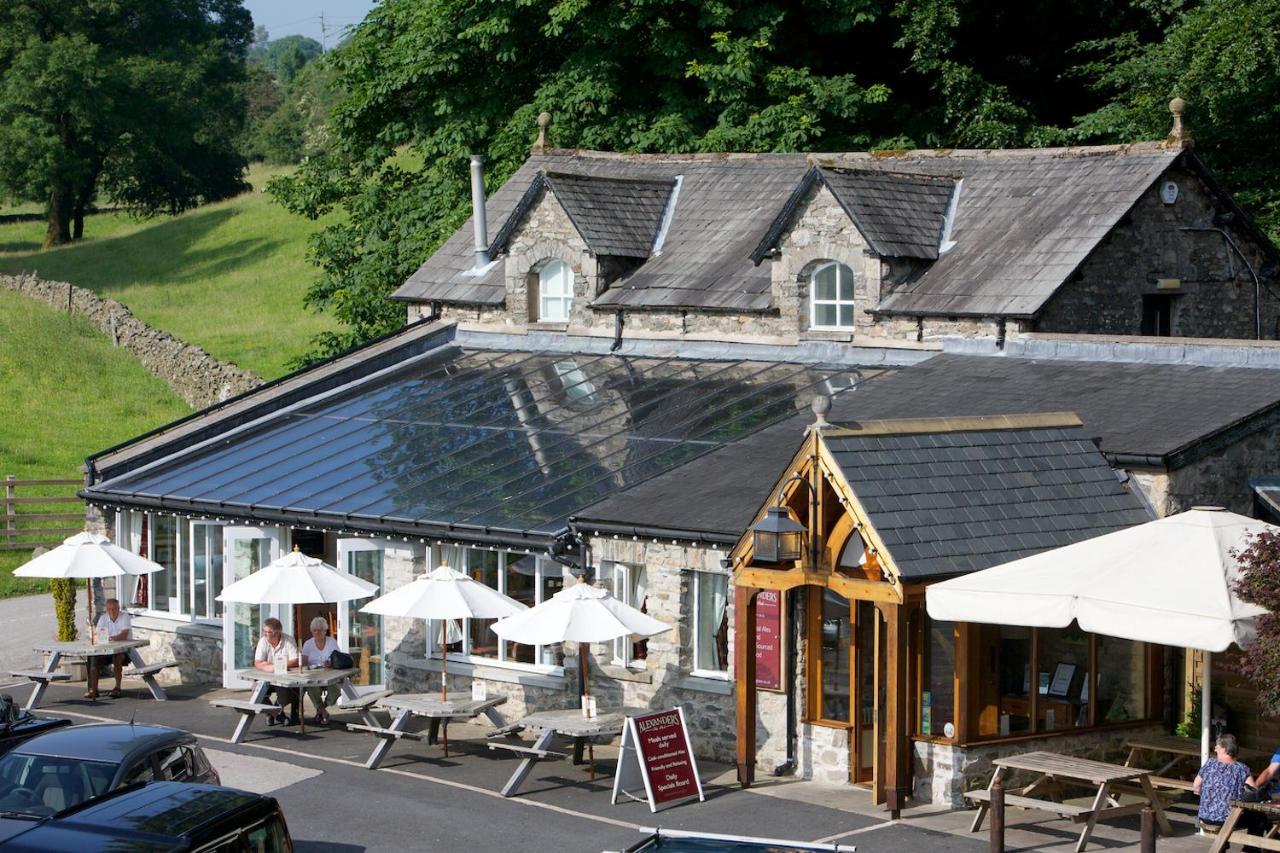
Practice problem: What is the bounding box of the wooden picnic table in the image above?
[1125,735,1273,792]
[967,750,1172,852]
[351,692,511,769]
[18,639,172,710]
[493,706,645,798]
[1209,800,1280,852]
[213,668,376,743]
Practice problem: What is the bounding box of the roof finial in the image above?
[806,394,832,434]
[534,112,552,152]
[1166,97,1192,148]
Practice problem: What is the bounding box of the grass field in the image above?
[0,164,337,380]
[0,290,192,596]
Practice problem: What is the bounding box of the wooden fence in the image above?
[2,475,84,551]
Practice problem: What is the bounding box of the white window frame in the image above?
[120,511,192,621]
[606,562,648,670]
[188,520,225,624]
[690,569,731,680]
[537,260,574,322]
[809,260,856,331]
[424,547,569,675]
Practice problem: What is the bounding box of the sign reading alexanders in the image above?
[611,707,705,812]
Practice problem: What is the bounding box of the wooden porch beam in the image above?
[735,585,759,788]
[880,600,911,819]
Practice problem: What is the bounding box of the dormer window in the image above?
[810,261,855,330]
[538,260,574,322]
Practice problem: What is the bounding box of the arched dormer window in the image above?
[810,261,855,330]
[537,260,574,322]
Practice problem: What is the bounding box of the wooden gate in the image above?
[2,476,83,550]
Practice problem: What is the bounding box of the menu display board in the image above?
[754,589,786,692]
[611,707,705,812]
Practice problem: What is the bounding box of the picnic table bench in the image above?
[1125,734,1272,793]
[967,751,1172,852]
[1209,800,1280,852]
[350,692,510,769]
[20,640,172,709]
[214,668,376,743]
[491,707,644,798]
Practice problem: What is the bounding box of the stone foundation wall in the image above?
[129,619,223,685]
[1,273,260,408]
[913,724,1166,807]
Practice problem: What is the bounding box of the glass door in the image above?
[337,538,384,691]
[854,601,878,784]
[222,526,283,688]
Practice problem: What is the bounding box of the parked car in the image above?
[0,694,70,756]
[0,723,218,822]
[0,781,292,852]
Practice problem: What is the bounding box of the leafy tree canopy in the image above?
[250,33,324,87]
[1234,530,1280,716]
[270,0,1280,363]
[0,0,253,247]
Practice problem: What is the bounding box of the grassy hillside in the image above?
[0,290,192,596]
[0,164,338,380]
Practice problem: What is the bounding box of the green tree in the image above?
[1071,0,1280,238]
[0,0,253,247]
[256,35,324,86]
[50,578,78,643]
[1234,530,1280,716]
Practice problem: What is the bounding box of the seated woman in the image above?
[301,616,341,725]
[1195,734,1252,831]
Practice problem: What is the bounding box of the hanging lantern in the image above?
[751,506,805,564]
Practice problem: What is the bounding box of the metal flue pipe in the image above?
[470,155,489,267]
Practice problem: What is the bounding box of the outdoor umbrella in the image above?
[491,576,671,697]
[216,547,380,673]
[926,507,1273,761]
[14,531,165,639]
[360,565,526,700]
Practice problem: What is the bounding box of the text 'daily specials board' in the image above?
[755,589,785,691]
[611,707,704,812]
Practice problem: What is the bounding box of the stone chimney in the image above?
[1165,97,1193,148]
[533,112,552,152]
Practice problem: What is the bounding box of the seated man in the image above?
[86,598,131,700]
[253,617,300,726]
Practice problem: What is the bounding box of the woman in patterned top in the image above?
[1195,734,1252,829]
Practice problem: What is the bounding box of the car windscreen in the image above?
[0,753,117,817]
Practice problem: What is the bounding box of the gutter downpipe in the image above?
[611,309,625,352]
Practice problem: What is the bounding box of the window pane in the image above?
[921,617,955,737]
[838,305,854,328]
[468,550,500,659]
[814,303,837,328]
[991,625,1032,736]
[504,553,535,663]
[695,573,729,672]
[837,265,854,300]
[820,590,851,722]
[1097,636,1146,722]
[192,526,208,619]
[538,559,567,666]
[348,550,384,685]
[1038,624,1090,731]
[151,515,178,613]
[813,264,838,300]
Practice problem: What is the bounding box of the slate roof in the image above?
[753,167,957,261]
[574,352,1280,539]
[489,172,676,259]
[834,354,1280,464]
[822,417,1154,579]
[395,143,1189,317]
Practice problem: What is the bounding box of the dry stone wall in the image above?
[1,273,260,408]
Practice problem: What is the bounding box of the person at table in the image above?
[253,617,300,726]
[301,616,340,725]
[1195,734,1252,832]
[86,598,132,700]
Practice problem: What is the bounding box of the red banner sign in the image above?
[623,708,704,810]
[755,589,785,691]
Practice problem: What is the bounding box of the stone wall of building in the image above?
[913,723,1166,807]
[1035,164,1279,340]
[1,273,260,408]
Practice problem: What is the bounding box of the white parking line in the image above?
[0,681,29,691]
[811,820,899,843]
[51,708,647,833]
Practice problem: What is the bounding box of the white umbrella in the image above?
[926,507,1272,761]
[360,565,527,700]
[216,547,379,606]
[14,531,164,641]
[216,547,379,674]
[491,577,670,695]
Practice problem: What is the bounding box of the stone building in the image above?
[80,107,1280,812]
